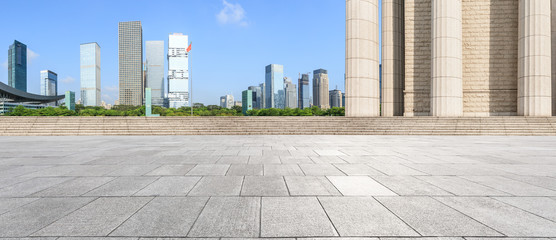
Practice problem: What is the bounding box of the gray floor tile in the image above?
[261,197,337,237]
[227,164,264,176]
[334,164,384,176]
[327,176,397,196]
[188,176,243,196]
[188,197,260,237]
[146,165,195,176]
[494,197,556,222]
[217,156,250,164]
[264,164,305,176]
[0,177,71,197]
[435,197,556,237]
[134,176,201,196]
[311,156,347,164]
[461,176,556,196]
[368,163,427,175]
[111,197,208,237]
[0,197,38,215]
[417,176,509,196]
[248,156,281,164]
[84,177,157,196]
[0,197,94,237]
[318,197,417,237]
[33,197,152,237]
[284,176,341,196]
[106,165,160,176]
[503,175,556,191]
[376,196,502,236]
[241,176,289,196]
[372,176,452,196]
[32,177,114,197]
[299,164,346,176]
[279,156,314,164]
[186,164,230,176]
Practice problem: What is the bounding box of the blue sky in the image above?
[1,0,379,105]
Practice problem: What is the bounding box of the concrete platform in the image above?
[0,135,555,239]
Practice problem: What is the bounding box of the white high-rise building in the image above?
[145,41,164,106]
[80,42,101,106]
[167,33,189,108]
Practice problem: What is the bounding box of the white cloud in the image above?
[27,49,39,65]
[217,0,248,27]
[60,76,75,84]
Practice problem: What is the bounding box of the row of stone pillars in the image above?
[345,0,553,117]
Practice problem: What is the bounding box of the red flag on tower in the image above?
[187,42,192,53]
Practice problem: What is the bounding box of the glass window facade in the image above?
[80,42,101,106]
[145,41,164,106]
[40,70,57,97]
[8,40,27,92]
[118,21,143,106]
[265,64,284,109]
[298,74,310,109]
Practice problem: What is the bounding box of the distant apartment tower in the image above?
[40,70,57,96]
[313,69,330,109]
[145,41,164,106]
[265,64,284,109]
[220,94,234,109]
[80,42,101,106]
[248,86,262,109]
[118,21,143,106]
[284,77,297,109]
[298,73,310,109]
[242,90,253,115]
[8,40,27,92]
[259,83,265,109]
[168,33,189,108]
[329,89,343,108]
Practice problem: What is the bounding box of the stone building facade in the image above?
[346,0,554,117]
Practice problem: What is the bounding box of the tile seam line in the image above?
[373,196,422,237]
[185,196,212,237]
[107,196,156,237]
[489,196,556,225]
[132,176,162,196]
[27,196,99,237]
[316,196,341,237]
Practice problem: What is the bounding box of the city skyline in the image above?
[0,0,349,105]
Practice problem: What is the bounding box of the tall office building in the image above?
[145,41,164,106]
[118,21,143,106]
[220,94,234,109]
[329,89,343,108]
[8,40,27,92]
[265,64,284,109]
[284,77,297,109]
[242,90,253,115]
[80,42,101,106]
[248,86,262,109]
[168,33,189,108]
[298,73,310,109]
[313,69,330,109]
[259,83,265,109]
[40,70,57,96]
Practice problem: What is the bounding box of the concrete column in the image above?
[430,0,463,117]
[381,0,404,116]
[346,0,380,117]
[518,0,552,116]
[552,0,556,116]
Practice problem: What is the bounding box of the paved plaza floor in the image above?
[0,135,555,239]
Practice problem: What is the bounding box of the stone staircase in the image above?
[0,116,555,136]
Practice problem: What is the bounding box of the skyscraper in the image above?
[265,64,284,109]
[298,73,310,109]
[168,33,189,108]
[313,69,330,109]
[242,90,253,115]
[248,86,262,109]
[145,41,164,106]
[8,40,27,92]
[329,89,343,108]
[284,77,297,109]
[259,83,265,109]
[118,21,143,106]
[40,70,57,96]
[65,91,75,111]
[220,95,234,109]
[80,42,101,106]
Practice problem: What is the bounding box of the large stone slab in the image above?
[264,164,305,176]
[333,163,384,176]
[134,176,201,196]
[33,197,152,237]
[299,164,346,176]
[188,176,243,196]
[188,197,260,237]
[318,197,418,237]
[494,197,556,222]
[284,176,341,196]
[261,197,337,237]
[226,164,264,176]
[186,164,230,176]
[327,176,397,196]
[461,176,556,196]
[0,197,37,215]
[376,196,502,236]
[146,165,195,176]
[241,176,289,196]
[32,177,114,197]
[372,176,452,196]
[0,177,71,197]
[110,197,208,237]
[417,176,509,196]
[84,177,157,196]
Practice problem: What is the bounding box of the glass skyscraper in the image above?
[80,42,101,106]
[8,40,27,92]
[313,69,330,109]
[298,73,310,109]
[145,41,164,106]
[168,33,189,108]
[119,21,143,106]
[284,77,297,109]
[265,64,284,109]
[242,90,253,115]
[40,70,57,96]
[248,86,262,109]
